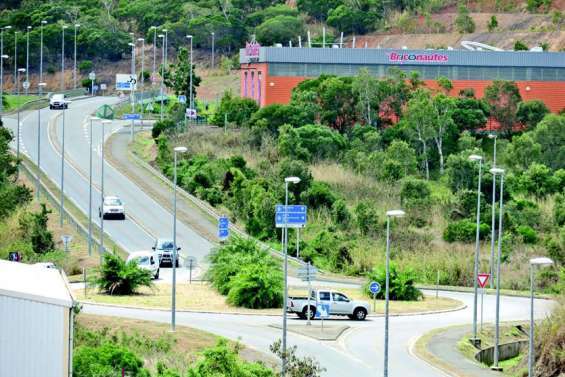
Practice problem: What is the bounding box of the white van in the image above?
[126,251,159,279]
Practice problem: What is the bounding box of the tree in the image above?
[504,133,542,171]
[455,4,476,33]
[364,262,423,301]
[212,91,259,128]
[487,15,498,32]
[432,94,456,174]
[327,2,381,34]
[270,340,325,377]
[514,40,529,51]
[452,97,489,130]
[277,159,313,199]
[29,204,55,254]
[95,253,153,295]
[531,114,565,170]
[296,0,343,21]
[255,16,305,46]
[352,68,379,126]
[384,140,418,178]
[516,100,549,130]
[163,47,201,100]
[0,127,31,219]
[405,89,435,179]
[484,80,522,136]
[437,76,453,94]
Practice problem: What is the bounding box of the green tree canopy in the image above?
[255,15,305,46]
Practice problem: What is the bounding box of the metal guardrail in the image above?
[128,150,306,266]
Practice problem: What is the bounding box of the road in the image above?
[3,97,212,282]
[83,289,554,377]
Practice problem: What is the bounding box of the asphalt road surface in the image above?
[4,97,211,282]
[83,289,554,377]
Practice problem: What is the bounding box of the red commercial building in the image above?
[239,44,565,113]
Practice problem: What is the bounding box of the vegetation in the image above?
[94,253,153,295]
[207,237,283,309]
[364,262,423,301]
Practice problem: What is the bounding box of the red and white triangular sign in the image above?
[478,273,490,288]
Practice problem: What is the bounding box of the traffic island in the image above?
[268,323,350,341]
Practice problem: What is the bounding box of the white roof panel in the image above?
[0,260,74,308]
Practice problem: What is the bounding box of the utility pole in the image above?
[159,33,165,121]
[39,21,46,95]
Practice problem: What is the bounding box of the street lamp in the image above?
[186,35,193,110]
[13,31,18,94]
[211,31,215,69]
[99,119,112,255]
[25,26,31,95]
[40,21,46,95]
[490,167,505,371]
[73,24,80,89]
[528,257,553,377]
[488,133,498,289]
[137,38,145,114]
[281,176,301,377]
[88,116,100,257]
[35,82,47,199]
[384,209,405,377]
[158,33,165,121]
[59,99,71,227]
[61,25,68,91]
[468,154,483,345]
[0,26,11,112]
[150,26,157,84]
[17,68,25,96]
[171,146,188,332]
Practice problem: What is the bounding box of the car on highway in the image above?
[152,238,181,267]
[126,251,159,279]
[99,196,125,220]
[49,93,68,110]
[287,290,370,321]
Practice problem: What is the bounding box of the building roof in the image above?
[0,260,74,308]
[240,47,565,68]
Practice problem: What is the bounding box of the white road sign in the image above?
[116,74,137,91]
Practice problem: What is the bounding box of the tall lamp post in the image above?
[1,25,11,113]
[137,38,144,112]
[59,99,71,226]
[13,31,18,94]
[128,42,136,140]
[171,146,188,332]
[88,116,100,257]
[469,154,483,345]
[25,26,31,95]
[211,31,215,69]
[488,133,498,289]
[281,176,301,377]
[150,26,157,84]
[35,82,47,199]
[384,209,405,377]
[17,68,25,95]
[39,20,46,95]
[490,167,505,371]
[99,119,111,254]
[73,24,80,89]
[528,257,553,377]
[186,35,193,110]
[158,33,165,121]
[61,25,68,91]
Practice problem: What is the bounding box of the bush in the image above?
[517,225,538,244]
[443,219,490,243]
[517,100,549,130]
[513,40,529,51]
[73,342,150,377]
[555,193,565,226]
[455,4,476,33]
[227,263,283,309]
[95,253,153,295]
[331,199,351,227]
[152,119,176,139]
[20,203,55,254]
[255,15,305,46]
[78,60,93,73]
[212,91,259,128]
[277,159,313,199]
[505,199,541,230]
[400,178,431,207]
[300,182,337,209]
[278,124,347,161]
[364,262,423,301]
[355,201,380,236]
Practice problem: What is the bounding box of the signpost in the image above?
[185,256,197,284]
[61,235,72,253]
[116,74,137,91]
[478,273,490,332]
[123,113,142,140]
[89,71,96,96]
[186,108,197,119]
[315,302,331,331]
[178,95,187,104]
[218,216,229,242]
[298,263,317,326]
[96,104,114,120]
[369,281,381,313]
[275,205,307,228]
[22,81,30,90]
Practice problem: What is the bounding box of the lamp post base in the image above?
[469,338,482,348]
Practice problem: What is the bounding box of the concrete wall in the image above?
[475,340,528,366]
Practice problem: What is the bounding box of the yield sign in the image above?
[477,273,490,288]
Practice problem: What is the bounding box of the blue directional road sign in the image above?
[178,95,187,104]
[218,216,229,240]
[369,281,381,295]
[275,205,307,228]
[315,303,331,319]
[123,113,142,120]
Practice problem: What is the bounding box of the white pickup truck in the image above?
[287,290,370,321]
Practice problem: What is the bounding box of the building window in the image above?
[244,71,248,97]
[257,72,262,104]
[251,71,255,99]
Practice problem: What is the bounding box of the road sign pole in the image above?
[60,106,66,227]
[296,228,300,259]
[282,181,289,377]
[307,262,312,326]
[88,118,94,257]
[373,292,376,313]
[384,216,391,377]
[480,287,484,332]
[100,121,105,254]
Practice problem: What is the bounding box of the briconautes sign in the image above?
[388,52,449,63]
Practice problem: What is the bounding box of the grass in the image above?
[131,130,156,162]
[75,313,275,374]
[75,282,462,315]
[3,95,42,112]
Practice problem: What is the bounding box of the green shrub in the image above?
[455,4,476,33]
[555,193,565,226]
[255,15,305,46]
[364,262,423,301]
[331,199,351,227]
[517,225,538,243]
[513,40,529,51]
[73,342,150,377]
[355,201,380,236]
[227,263,283,309]
[19,203,55,254]
[212,91,259,128]
[95,253,153,295]
[505,199,541,230]
[443,219,490,243]
[78,60,93,73]
[278,124,347,161]
[301,182,337,209]
[277,159,313,199]
[152,119,176,139]
[400,178,431,207]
